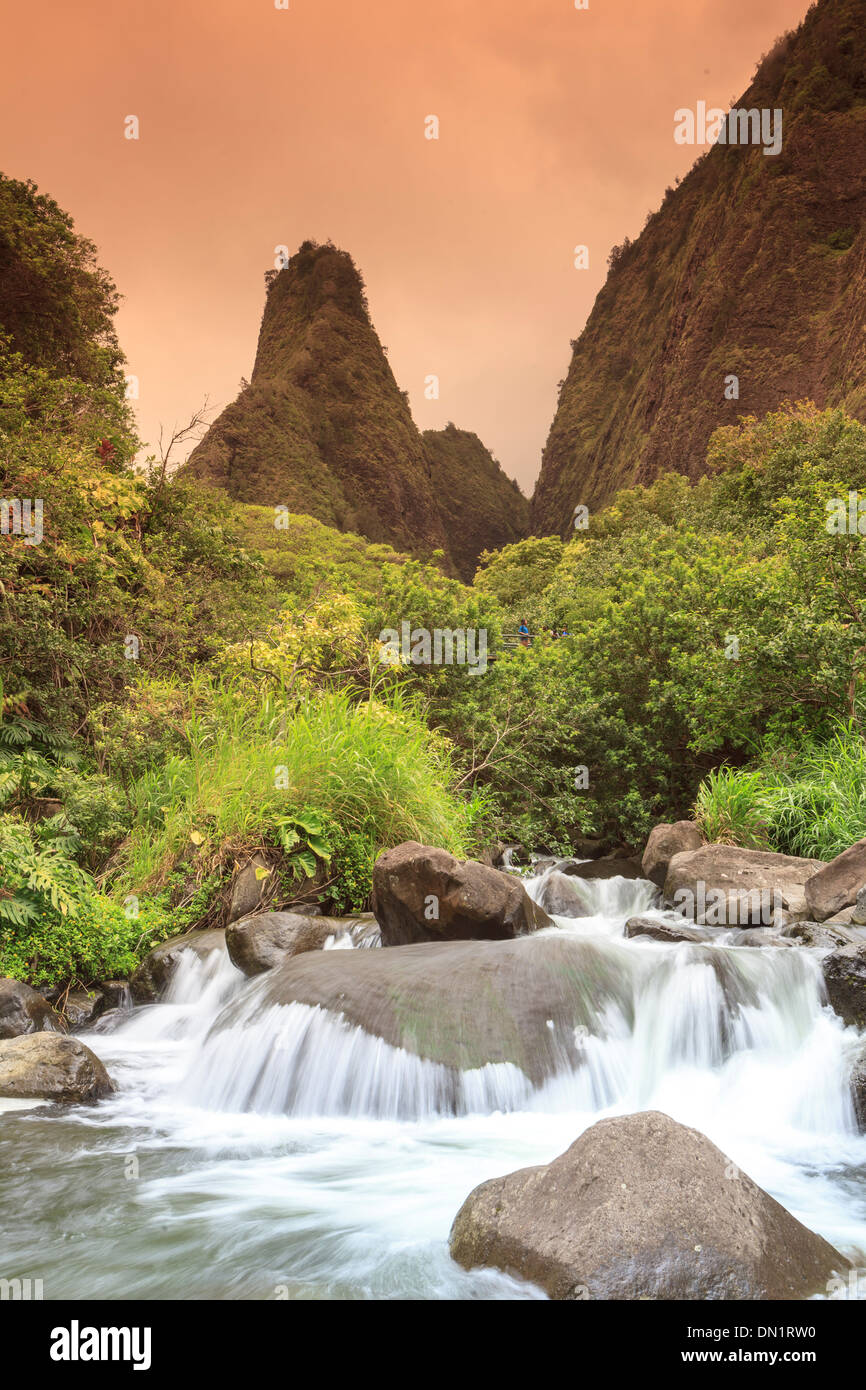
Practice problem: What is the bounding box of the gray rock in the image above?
[226,911,357,977]
[641,822,703,889]
[854,886,866,927]
[822,945,866,1028]
[449,1110,849,1300]
[257,935,631,1082]
[534,871,593,918]
[780,921,861,950]
[99,980,132,1011]
[0,977,64,1039]
[372,842,551,947]
[805,839,866,922]
[0,1033,113,1103]
[130,928,228,1002]
[664,845,824,925]
[60,990,105,1030]
[624,916,714,945]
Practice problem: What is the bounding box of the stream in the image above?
[3,865,866,1300]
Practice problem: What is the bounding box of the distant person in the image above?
[518,619,530,648]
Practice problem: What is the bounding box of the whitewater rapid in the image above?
[3,866,866,1299]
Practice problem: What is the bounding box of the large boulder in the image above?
[226,911,359,976]
[130,928,228,1002]
[641,822,703,888]
[227,852,277,924]
[449,1110,849,1299]
[822,944,866,1028]
[256,935,630,1081]
[371,842,551,947]
[780,921,862,950]
[0,977,64,1039]
[805,838,866,922]
[0,1034,113,1103]
[664,845,824,925]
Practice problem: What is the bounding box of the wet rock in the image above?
[624,916,714,945]
[60,990,105,1030]
[449,1110,849,1300]
[130,928,228,1002]
[664,845,824,925]
[850,1056,866,1131]
[0,1033,113,1104]
[534,871,593,919]
[371,842,551,947]
[780,921,861,950]
[641,822,703,889]
[561,856,643,881]
[822,945,866,1028]
[0,978,64,1039]
[259,935,628,1082]
[226,911,358,976]
[805,839,866,922]
[99,980,132,1011]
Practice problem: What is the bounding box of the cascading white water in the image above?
[4,863,866,1299]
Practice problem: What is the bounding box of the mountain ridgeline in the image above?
[531,0,866,534]
[184,243,527,579]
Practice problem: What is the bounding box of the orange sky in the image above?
[4,0,808,492]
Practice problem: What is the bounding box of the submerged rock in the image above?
[449,1110,849,1300]
[0,1033,113,1103]
[664,845,824,925]
[641,822,703,888]
[258,935,629,1081]
[0,978,64,1039]
[805,839,866,922]
[372,842,551,947]
[130,928,228,1002]
[226,911,360,976]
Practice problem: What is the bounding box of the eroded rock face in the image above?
[258,935,629,1082]
[805,839,866,922]
[449,1110,849,1300]
[226,912,358,977]
[822,945,866,1028]
[664,845,824,925]
[0,1033,113,1103]
[0,978,64,1039]
[641,822,703,889]
[371,842,551,947]
[130,928,228,1002]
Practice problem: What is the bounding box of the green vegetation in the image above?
[3,171,866,995]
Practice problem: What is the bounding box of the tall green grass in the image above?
[694,722,866,862]
[113,683,483,892]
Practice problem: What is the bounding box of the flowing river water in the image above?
[3,865,866,1300]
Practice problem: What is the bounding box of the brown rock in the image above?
[664,845,824,925]
[371,842,551,947]
[0,1033,113,1103]
[0,977,64,1039]
[624,916,714,945]
[641,822,703,888]
[534,871,593,918]
[449,1111,849,1300]
[805,839,866,922]
[562,856,642,881]
[226,911,358,976]
[227,852,277,924]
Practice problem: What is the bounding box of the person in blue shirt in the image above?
[518,619,530,648]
